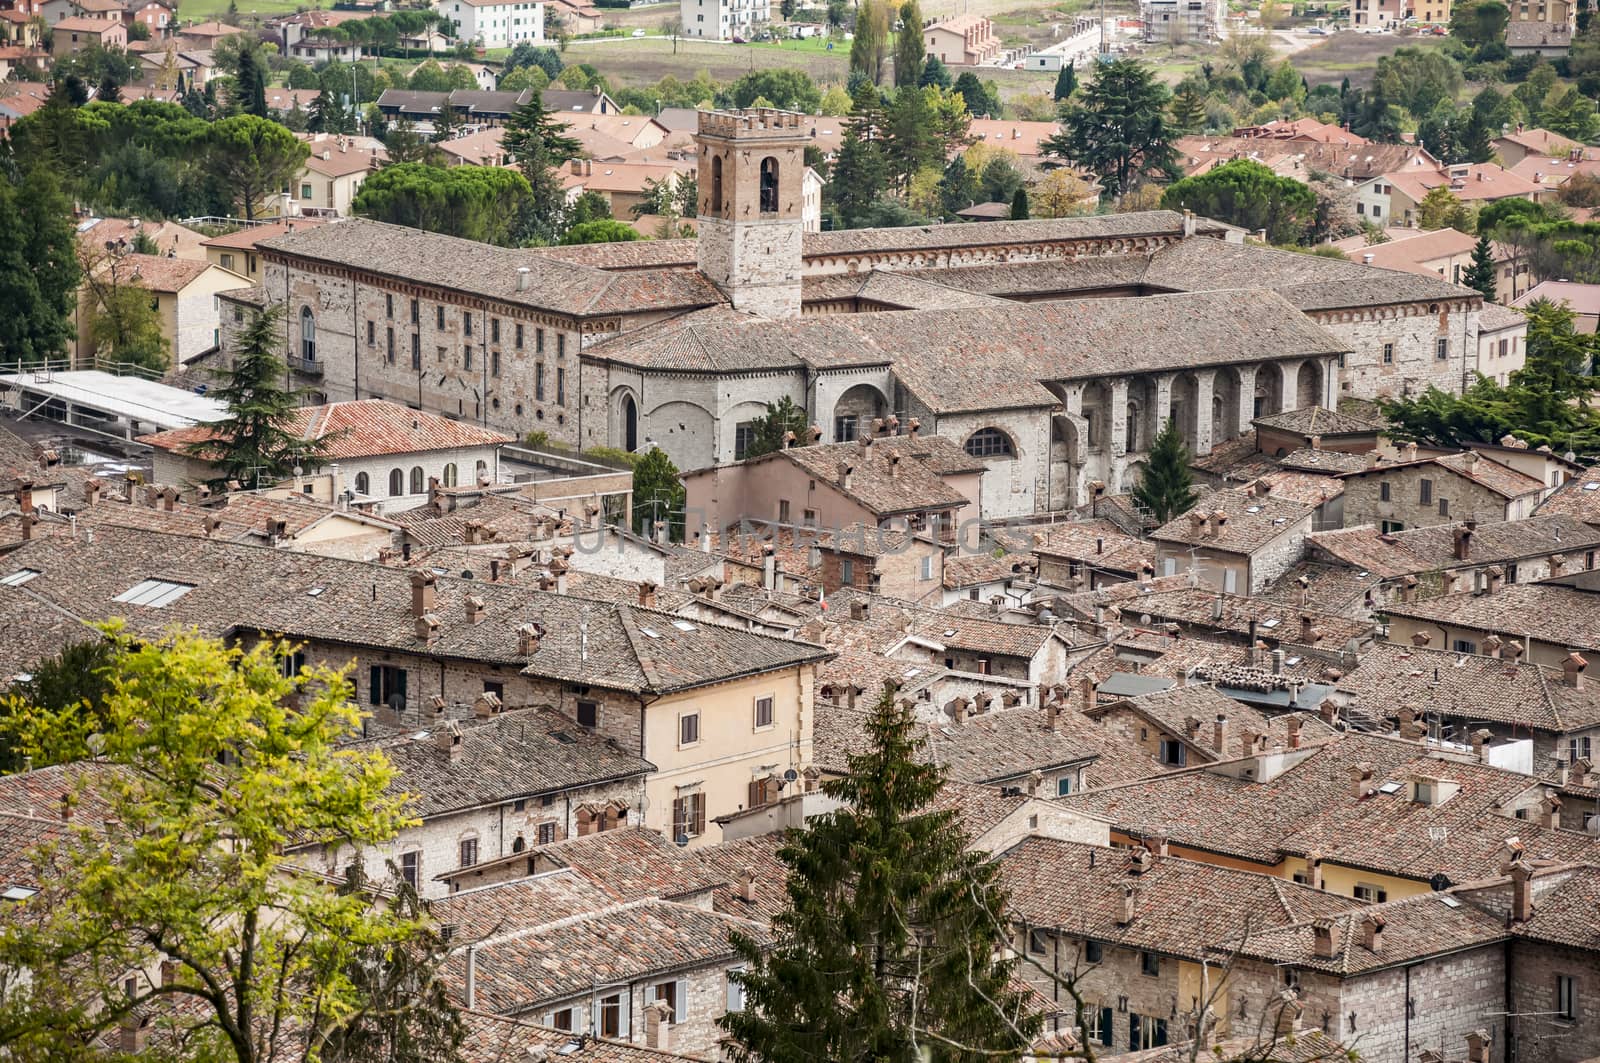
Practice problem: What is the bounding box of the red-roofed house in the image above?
[1338,226,1531,303]
[50,14,126,55]
[202,218,329,281]
[1357,163,1544,227]
[139,399,514,505]
[923,14,1001,66]
[75,253,240,366]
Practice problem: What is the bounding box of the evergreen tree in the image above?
[501,92,583,243]
[192,305,327,489]
[1462,233,1499,302]
[850,0,889,85]
[741,396,810,461]
[918,54,951,88]
[893,0,924,87]
[1169,81,1206,132]
[1045,58,1177,199]
[828,116,888,228]
[1010,186,1028,219]
[96,74,121,103]
[937,154,979,216]
[631,446,686,541]
[1133,418,1198,524]
[233,40,269,118]
[0,638,121,773]
[720,686,1040,1063]
[0,167,80,365]
[1052,62,1076,101]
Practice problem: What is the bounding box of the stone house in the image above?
[1033,519,1156,591]
[137,399,513,508]
[1500,867,1600,1063]
[1356,165,1543,231]
[201,218,330,284]
[1151,486,1317,596]
[814,524,944,601]
[49,13,124,54]
[308,704,652,899]
[293,138,386,217]
[1253,405,1383,459]
[1342,450,1547,532]
[74,253,237,369]
[998,836,1363,1053]
[1382,581,1600,668]
[1478,303,1530,384]
[681,432,984,546]
[1082,684,1332,770]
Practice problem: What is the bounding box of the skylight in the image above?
[672,620,696,632]
[1,886,37,902]
[1377,781,1404,795]
[639,627,661,639]
[112,578,194,608]
[307,587,326,597]
[1438,895,1462,908]
[0,569,39,587]
[1260,618,1280,629]
[1585,482,1600,491]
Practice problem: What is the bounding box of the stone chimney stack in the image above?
[1564,652,1587,689]
[1550,552,1568,577]
[464,594,485,625]
[517,622,543,656]
[1287,716,1303,750]
[1213,714,1229,755]
[1541,792,1562,829]
[1361,913,1385,953]
[438,720,463,761]
[1117,883,1137,924]
[639,580,660,609]
[1306,851,1323,890]
[1466,1031,1491,1063]
[411,570,436,619]
[1510,859,1534,922]
[1350,761,1374,799]
[1311,918,1341,959]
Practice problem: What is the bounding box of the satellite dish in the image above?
[783,768,798,782]
[674,833,690,847]
[461,569,474,579]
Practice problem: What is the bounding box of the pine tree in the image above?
[1462,232,1499,302]
[193,305,327,489]
[740,396,810,461]
[1010,185,1029,219]
[1046,58,1178,199]
[501,92,583,242]
[97,74,121,103]
[720,686,1040,1063]
[1169,82,1206,132]
[1133,418,1198,524]
[1052,62,1076,102]
[828,115,887,228]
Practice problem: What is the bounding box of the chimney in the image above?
[1485,564,1504,595]
[907,417,920,440]
[1299,614,1318,645]
[411,570,437,618]
[438,720,464,761]
[1572,757,1591,786]
[948,697,970,725]
[1403,442,1419,462]
[762,545,777,591]
[849,599,869,621]
[1505,639,1525,664]
[18,512,36,541]
[474,691,502,718]
[1211,510,1228,537]
[838,461,854,491]
[517,622,543,655]
[1510,859,1534,922]
[1564,652,1587,689]
[1467,1031,1491,1063]
[1540,792,1562,829]
[1143,833,1169,860]
[1184,715,1202,742]
[1350,761,1374,799]
[1272,648,1286,674]
[736,866,757,903]
[1046,698,1062,731]
[464,594,485,625]
[1319,698,1338,725]
[84,478,102,506]
[1311,918,1341,960]
[1361,913,1386,953]
[1213,714,1229,754]
[1473,728,1494,763]
[1117,883,1137,924]
[888,452,902,478]
[1398,705,1423,741]
[161,486,178,512]
[464,944,478,1009]
[1189,510,1209,538]
[1363,253,1375,264]
[1453,525,1472,560]
[643,1001,672,1051]
[1306,851,1323,890]
[1287,717,1303,750]
[415,613,440,643]
[1483,634,1503,659]
[1410,631,1431,648]
[119,1015,150,1055]
[1247,619,1259,665]
[638,580,659,609]
[1078,673,1095,709]
[1550,552,1567,577]
[58,792,72,821]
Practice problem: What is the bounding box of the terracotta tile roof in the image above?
[530,826,726,902]
[116,253,214,293]
[259,218,722,320]
[684,832,790,923]
[1480,302,1529,331]
[1086,684,1336,762]
[1535,462,1600,523]
[1276,447,1371,475]
[942,549,1031,590]
[1064,732,1600,880]
[1150,487,1316,554]
[1382,584,1600,655]
[1496,127,1584,155]
[1513,867,1600,951]
[78,217,210,260]
[1228,890,1508,974]
[451,899,769,1013]
[964,118,1063,157]
[998,837,1363,960]
[202,218,330,251]
[0,585,100,691]
[781,436,975,516]
[1340,450,1544,500]
[139,399,512,461]
[1506,20,1572,46]
[52,15,122,31]
[1254,405,1383,437]
[432,867,619,940]
[1513,278,1600,316]
[1337,641,1600,733]
[0,526,830,695]
[460,1011,700,1062]
[1190,434,1278,481]
[1308,516,1600,580]
[1031,519,1155,577]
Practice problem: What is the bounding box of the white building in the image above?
[1141,0,1217,42]
[435,0,544,49]
[681,0,769,40]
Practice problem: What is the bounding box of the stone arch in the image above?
[409,466,424,494]
[354,471,370,495]
[1253,362,1283,420]
[299,306,316,363]
[759,156,780,214]
[388,468,403,497]
[647,399,716,472]
[1082,381,1111,454]
[1172,372,1200,453]
[831,382,889,442]
[1212,367,1242,444]
[963,425,1017,459]
[1295,361,1322,409]
[1125,377,1156,454]
[610,386,641,453]
[1050,414,1083,506]
[710,155,724,214]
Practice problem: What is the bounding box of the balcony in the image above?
[288,356,323,377]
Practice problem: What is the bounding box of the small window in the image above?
[443,463,458,488]
[536,327,545,354]
[463,347,472,371]
[680,712,700,746]
[410,467,424,494]
[458,837,478,867]
[1439,498,1449,516]
[366,320,375,346]
[354,472,370,495]
[1028,928,1048,955]
[410,298,420,324]
[436,305,446,329]
[841,558,855,583]
[556,367,566,405]
[1085,939,1102,963]
[1140,952,1160,977]
[1057,776,1073,797]
[1436,337,1449,360]
[577,699,598,729]
[1382,342,1394,365]
[965,427,1014,458]
[735,422,757,461]
[411,333,421,369]
[492,350,500,377]
[515,323,524,348]
[1419,478,1433,505]
[389,469,404,497]
[535,363,545,400]
[672,791,706,840]
[113,578,195,607]
[400,850,420,889]
[385,292,394,318]
[754,695,774,729]
[1158,738,1187,767]
[1353,883,1388,903]
[1380,481,1392,502]
[490,318,500,344]
[777,499,790,524]
[1558,975,1577,1022]
[538,821,558,845]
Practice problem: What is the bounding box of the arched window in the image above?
[474,459,488,483]
[409,466,424,494]
[442,462,458,487]
[511,834,526,853]
[388,468,403,497]
[759,156,779,214]
[299,306,316,363]
[964,427,1015,459]
[1126,401,1141,452]
[354,471,370,495]
[710,155,723,214]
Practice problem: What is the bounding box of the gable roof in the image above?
[138,399,512,460]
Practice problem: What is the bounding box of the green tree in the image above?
[1046,58,1177,200]
[726,68,822,111]
[980,155,1024,203]
[1373,46,1462,118]
[409,58,452,91]
[1133,418,1198,524]
[1538,85,1600,142]
[0,638,119,774]
[207,115,311,221]
[919,54,951,89]
[0,628,448,1063]
[937,153,979,216]
[1010,185,1029,219]
[1450,0,1509,46]
[1462,233,1499,302]
[1160,159,1318,246]
[353,163,532,246]
[232,38,269,117]
[0,167,79,366]
[81,260,170,372]
[952,70,995,117]
[828,115,888,227]
[560,219,643,244]
[1052,62,1076,102]
[500,92,583,243]
[632,446,685,541]
[1169,80,1207,133]
[893,0,924,87]
[1416,184,1472,231]
[850,0,890,85]
[719,685,1040,1063]
[193,305,327,488]
[741,396,810,461]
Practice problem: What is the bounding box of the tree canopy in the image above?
[1161,159,1318,245]
[352,163,533,245]
[1046,58,1178,200]
[1133,418,1198,524]
[0,166,79,366]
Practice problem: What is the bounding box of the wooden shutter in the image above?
[692,793,706,835]
[748,780,762,809]
[368,665,381,705]
[672,797,687,839]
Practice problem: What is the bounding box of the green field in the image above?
[178,0,302,21]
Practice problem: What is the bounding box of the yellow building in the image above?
[75,253,242,370]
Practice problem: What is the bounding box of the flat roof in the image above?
[0,370,225,431]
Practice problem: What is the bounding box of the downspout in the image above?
[352,275,359,400]
[1404,963,1412,1063]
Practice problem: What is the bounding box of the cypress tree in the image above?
[1053,62,1076,101]
[720,686,1040,1063]
[1010,186,1029,219]
[893,0,924,87]
[1133,418,1198,524]
[1462,232,1499,303]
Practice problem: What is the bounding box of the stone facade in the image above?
[1343,463,1533,532]
[695,109,806,319]
[1314,300,1478,403]
[1511,941,1600,1063]
[535,960,741,1058]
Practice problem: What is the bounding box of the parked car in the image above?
[631,27,646,36]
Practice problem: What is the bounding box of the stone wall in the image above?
[1318,301,1477,403]
[1511,941,1600,1063]
[1343,465,1513,531]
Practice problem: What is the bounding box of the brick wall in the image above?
[1511,941,1600,1063]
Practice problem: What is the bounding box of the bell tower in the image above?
[694,108,806,320]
